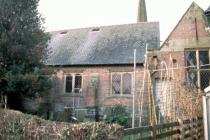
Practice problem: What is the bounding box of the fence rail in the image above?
[123,117,203,140]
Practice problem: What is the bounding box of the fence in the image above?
[0,95,7,109]
[123,117,203,140]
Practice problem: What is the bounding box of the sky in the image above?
[38,0,210,41]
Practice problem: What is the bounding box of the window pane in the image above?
[185,51,196,67]
[112,74,121,94]
[199,51,209,69]
[66,76,72,93]
[200,71,210,90]
[75,74,82,88]
[123,73,132,94]
[74,74,82,93]
[186,70,197,88]
[199,51,209,90]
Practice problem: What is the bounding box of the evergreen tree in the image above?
[0,0,51,110]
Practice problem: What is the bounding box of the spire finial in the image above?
[137,0,147,22]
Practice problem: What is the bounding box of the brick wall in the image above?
[148,50,186,89]
[170,19,208,39]
[156,2,210,84]
[161,2,210,52]
[49,66,145,112]
[146,3,208,120]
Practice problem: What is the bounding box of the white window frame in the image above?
[64,73,83,93]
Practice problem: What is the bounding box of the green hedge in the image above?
[0,109,123,140]
[103,105,131,128]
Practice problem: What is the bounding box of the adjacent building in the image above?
[150,2,210,121]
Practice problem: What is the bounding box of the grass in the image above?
[123,132,151,140]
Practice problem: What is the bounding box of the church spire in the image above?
[137,0,147,22]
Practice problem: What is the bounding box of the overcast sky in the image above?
[38,0,210,41]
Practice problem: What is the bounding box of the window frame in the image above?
[185,48,210,90]
[110,72,133,95]
[64,73,83,94]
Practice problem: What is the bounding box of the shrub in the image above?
[104,105,131,128]
[0,109,123,140]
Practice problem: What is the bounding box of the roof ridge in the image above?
[48,22,159,33]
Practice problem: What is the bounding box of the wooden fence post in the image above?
[152,125,157,139]
[178,119,184,139]
[194,117,199,140]
[4,95,7,109]
[197,117,203,139]
[190,118,194,139]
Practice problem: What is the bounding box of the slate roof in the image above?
[46,22,159,66]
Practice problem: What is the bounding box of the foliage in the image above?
[104,105,131,128]
[76,109,86,122]
[6,69,51,97]
[0,109,33,140]
[53,108,77,123]
[208,17,210,25]
[0,0,51,109]
[0,109,123,140]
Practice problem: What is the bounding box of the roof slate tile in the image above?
[46,22,160,66]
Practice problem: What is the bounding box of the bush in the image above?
[104,105,131,128]
[0,109,123,140]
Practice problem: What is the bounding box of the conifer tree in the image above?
[0,0,50,110]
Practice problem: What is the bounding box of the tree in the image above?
[0,0,51,111]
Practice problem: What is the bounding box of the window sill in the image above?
[106,94,133,99]
[63,93,83,97]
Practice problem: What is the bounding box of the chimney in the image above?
[137,0,147,22]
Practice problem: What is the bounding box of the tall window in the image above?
[185,49,210,90]
[154,79,175,117]
[111,72,132,95]
[65,74,82,93]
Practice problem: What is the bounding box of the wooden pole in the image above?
[196,50,201,92]
[132,49,136,128]
[4,95,7,109]
[138,45,147,127]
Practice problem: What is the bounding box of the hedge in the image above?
[0,109,123,140]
